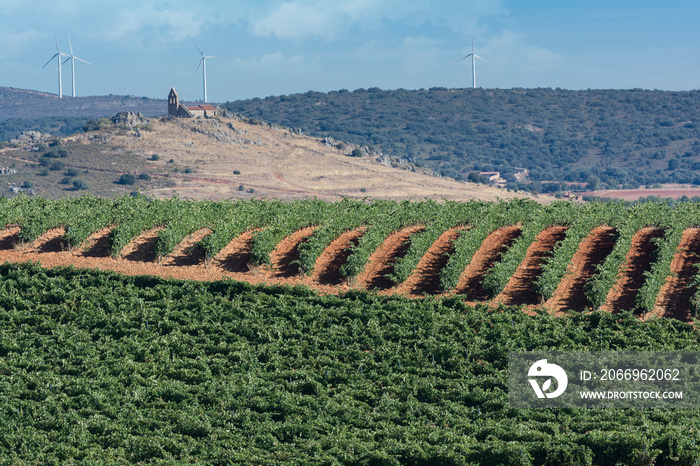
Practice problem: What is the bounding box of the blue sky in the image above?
[1,0,698,103]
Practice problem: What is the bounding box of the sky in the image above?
[0,0,698,103]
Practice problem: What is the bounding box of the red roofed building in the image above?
[168,88,217,118]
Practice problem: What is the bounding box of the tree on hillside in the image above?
[117,174,135,185]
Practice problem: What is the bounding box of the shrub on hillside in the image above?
[49,161,65,171]
[117,174,136,185]
[72,179,88,191]
[43,147,69,158]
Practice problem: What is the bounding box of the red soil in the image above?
[602,227,664,313]
[546,226,618,314]
[34,228,69,253]
[269,226,319,277]
[0,223,694,322]
[454,226,522,300]
[311,227,366,285]
[76,227,113,257]
[210,230,258,273]
[0,226,20,250]
[160,228,212,267]
[493,226,568,306]
[397,226,469,297]
[121,227,164,262]
[354,225,425,291]
[652,228,700,321]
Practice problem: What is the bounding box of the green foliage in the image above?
[533,202,626,300]
[117,174,135,185]
[71,179,88,191]
[0,262,698,463]
[225,88,700,189]
[0,116,90,142]
[83,117,112,132]
[586,202,673,310]
[636,202,700,313]
[6,196,700,312]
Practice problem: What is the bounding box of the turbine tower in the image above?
[62,35,90,98]
[457,35,488,88]
[193,40,223,103]
[42,34,68,98]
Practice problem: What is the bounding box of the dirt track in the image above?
[1,224,698,321]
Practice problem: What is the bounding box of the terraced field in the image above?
[3,196,700,321]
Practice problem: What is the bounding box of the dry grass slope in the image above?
[62,116,540,202]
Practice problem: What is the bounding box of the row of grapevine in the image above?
[584,202,674,310]
[479,201,579,298]
[439,199,539,292]
[5,195,700,314]
[635,202,700,313]
[532,202,627,300]
[387,200,486,285]
[338,200,441,280]
[296,198,383,274]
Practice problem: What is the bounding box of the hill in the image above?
[0,86,166,120]
[0,112,530,202]
[225,87,700,192]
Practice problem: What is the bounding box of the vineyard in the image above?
[3,196,700,463]
[3,196,700,320]
[0,262,699,463]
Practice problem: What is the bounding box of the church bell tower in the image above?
[168,88,179,116]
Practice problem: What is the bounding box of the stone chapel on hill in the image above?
[168,88,216,118]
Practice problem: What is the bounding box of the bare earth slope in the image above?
[62,116,537,202]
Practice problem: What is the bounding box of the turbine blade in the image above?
[62,56,71,65]
[474,54,489,65]
[42,53,59,69]
[75,57,90,64]
[194,57,204,77]
[68,35,73,55]
[193,39,204,56]
[205,55,225,59]
[454,53,473,63]
[472,34,475,52]
[54,33,60,51]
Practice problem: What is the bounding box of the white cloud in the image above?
[233,51,321,72]
[486,30,562,65]
[250,0,440,40]
[105,5,205,43]
[252,3,343,40]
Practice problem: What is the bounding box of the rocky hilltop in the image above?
[0,112,537,202]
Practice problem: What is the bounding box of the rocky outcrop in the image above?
[112,111,148,128]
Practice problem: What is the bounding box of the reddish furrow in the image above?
[493,226,568,306]
[454,226,522,300]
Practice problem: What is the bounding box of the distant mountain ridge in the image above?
[0,87,167,120]
[5,86,700,192]
[225,87,700,191]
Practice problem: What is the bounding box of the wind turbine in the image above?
[193,40,223,103]
[62,35,90,98]
[42,34,68,98]
[456,35,488,89]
